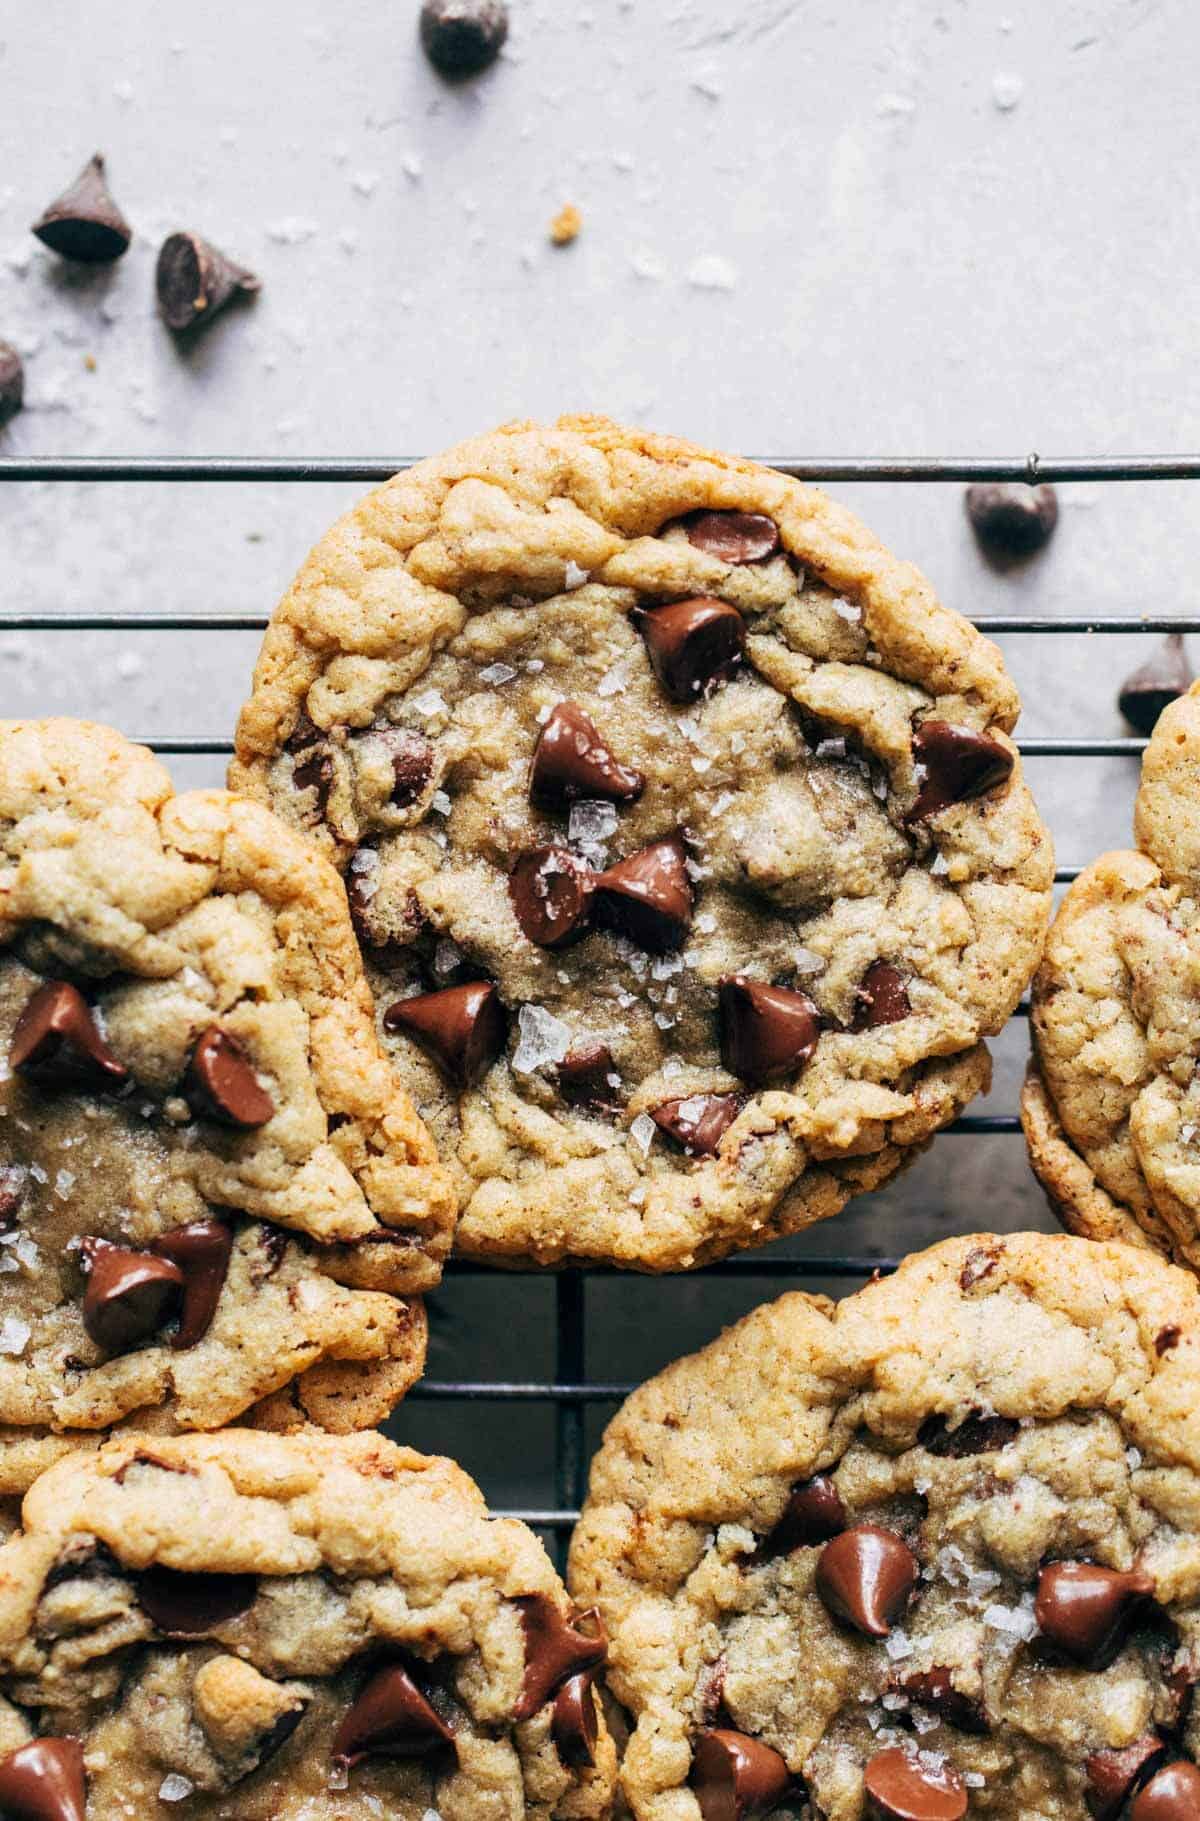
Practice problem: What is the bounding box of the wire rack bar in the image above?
[122,735,1149,758]
[4,611,1199,635]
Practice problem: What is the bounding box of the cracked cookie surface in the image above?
[569,1232,1200,1821]
[232,417,1052,1270]
[0,1428,615,1819]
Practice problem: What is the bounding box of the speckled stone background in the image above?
[0,0,1192,1532]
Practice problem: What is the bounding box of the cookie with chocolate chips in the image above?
[0,719,454,1478]
[0,1429,615,1819]
[232,416,1053,1270]
[570,1232,1200,1820]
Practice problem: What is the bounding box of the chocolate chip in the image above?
[679,510,781,566]
[150,1220,233,1350]
[852,961,911,1031]
[374,727,435,807]
[384,981,506,1087]
[894,1668,987,1735]
[81,1242,184,1354]
[1120,635,1194,736]
[1034,1561,1156,1667]
[185,1028,275,1128]
[137,1566,258,1635]
[419,0,509,77]
[513,1593,607,1720]
[908,720,1014,822]
[593,835,693,952]
[1130,1762,1200,1821]
[32,154,131,263]
[0,341,24,426]
[332,1662,455,1765]
[757,1474,846,1558]
[965,482,1058,560]
[0,1737,87,1821]
[529,700,644,808]
[689,1728,792,1821]
[552,1673,599,1770]
[509,846,596,948]
[1156,1325,1183,1356]
[863,1747,967,1821]
[557,1040,623,1116]
[718,977,821,1086]
[815,1525,917,1639]
[11,980,129,1091]
[958,1245,1001,1291]
[650,1093,740,1158]
[156,231,261,333]
[0,1164,28,1229]
[293,746,333,813]
[918,1412,1019,1457]
[634,597,746,701]
[285,712,322,754]
[1085,1737,1166,1821]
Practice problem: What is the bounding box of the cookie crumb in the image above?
[549,203,582,246]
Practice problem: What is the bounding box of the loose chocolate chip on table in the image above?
[32,153,131,262]
[678,509,781,566]
[384,981,506,1088]
[689,1728,791,1821]
[332,1662,455,1764]
[11,980,129,1090]
[509,845,596,948]
[1034,1560,1155,1667]
[1119,635,1194,735]
[757,1474,846,1558]
[1130,1761,1200,1821]
[863,1747,967,1821]
[634,597,746,701]
[815,1524,918,1639]
[895,1667,987,1735]
[0,1163,28,1228]
[150,1220,234,1350]
[529,700,645,807]
[1085,1737,1166,1821]
[81,1243,184,1355]
[156,230,261,333]
[513,1593,607,1720]
[557,1039,622,1115]
[0,340,24,425]
[419,0,509,77]
[552,1673,599,1770]
[908,720,1014,823]
[186,1027,275,1128]
[138,1566,258,1635]
[651,1093,740,1158]
[718,977,821,1086]
[852,960,912,1030]
[0,1736,87,1821]
[918,1412,1019,1457]
[965,482,1058,560]
[593,835,693,952]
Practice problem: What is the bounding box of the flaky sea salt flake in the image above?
[158,1775,195,1803]
[630,1112,657,1154]
[512,1005,572,1075]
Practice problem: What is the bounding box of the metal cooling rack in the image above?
[2,449,1192,1565]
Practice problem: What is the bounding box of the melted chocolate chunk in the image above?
[851,960,911,1030]
[0,1163,28,1229]
[634,597,745,701]
[894,1667,987,1735]
[137,1566,258,1635]
[815,1525,917,1639]
[757,1474,846,1558]
[509,845,596,948]
[1085,1737,1166,1821]
[185,1027,275,1128]
[0,1737,87,1821]
[32,154,131,263]
[332,1662,455,1765]
[718,977,821,1086]
[384,981,506,1088]
[530,700,644,807]
[593,835,693,952]
[650,1093,740,1158]
[1034,1561,1156,1668]
[689,1728,792,1821]
[376,727,435,806]
[156,231,261,333]
[150,1220,234,1350]
[552,1673,599,1770]
[11,981,129,1091]
[863,1747,967,1821]
[918,1412,1019,1457]
[557,1040,622,1116]
[908,721,1014,823]
[679,509,781,565]
[293,745,333,814]
[513,1594,607,1720]
[81,1243,184,1355]
[1156,1325,1183,1356]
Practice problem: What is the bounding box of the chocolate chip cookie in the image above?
[569,1231,1200,1820]
[0,1428,615,1818]
[1023,680,1200,1270]
[0,718,454,1460]
[232,416,1053,1269]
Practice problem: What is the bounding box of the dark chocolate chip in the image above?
[650,1093,740,1158]
[1034,1561,1156,1667]
[679,510,781,566]
[0,1736,87,1821]
[815,1524,917,1639]
[863,1747,967,1821]
[718,976,821,1086]
[509,846,596,948]
[186,1027,275,1129]
[11,980,129,1091]
[137,1566,258,1635]
[150,1220,234,1350]
[1119,636,1194,736]
[81,1242,184,1354]
[894,1668,987,1736]
[1085,1737,1166,1821]
[293,746,333,814]
[757,1474,846,1558]
[851,960,911,1031]
[375,727,435,807]
[918,1412,1019,1458]
[529,700,644,808]
[552,1673,599,1770]
[1156,1325,1183,1356]
[32,154,131,263]
[908,720,1014,822]
[156,231,260,333]
[958,1245,1001,1290]
[557,1040,623,1116]
[513,1593,607,1720]
[384,981,506,1087]
[332,1662,455,1765]
[965,482,1058,560]
[689,1728,792,1821]
[0,1164,28,1229]
[1130,1762,1200,1821]
[634,597,746,701]
[285,712,322,754]
[419,0,509,77]
[0,341,24,426]
[593,835,693,952]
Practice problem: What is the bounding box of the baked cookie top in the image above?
[0,1429,615,1819]
[232,417,1053,1270]
[569,1231,1200,1821]
[0,719,454,1440]
[1024,680,1200,1271]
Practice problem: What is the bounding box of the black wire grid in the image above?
[1,449,1190,1563]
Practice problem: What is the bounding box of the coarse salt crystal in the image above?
[816,737,847,759]
[568,800,618,848]
[430,790,452,815]
[884,1628,913,1661]
[831,597,862,622]
[596,660,630,698]
[479,662,518,686]
[158,1775,195,1803]
[564,561,588,590]
[630,1112,657,1154]
[525,658,545,673]
[0,1317,30,1356]
[512,1005,572,1075]
[411,688,446,717]
[1126,1446,1142,1470]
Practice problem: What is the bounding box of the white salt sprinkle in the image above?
[564,561,589,590]
[411,688,447,718]
[630,1112,657,1154]
[479,662,518,686]
[0,1317,31,1356]
[158,1775,195,1803]
[512,1005,571,1075]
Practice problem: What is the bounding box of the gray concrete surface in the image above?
[0,0,1193,1529]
